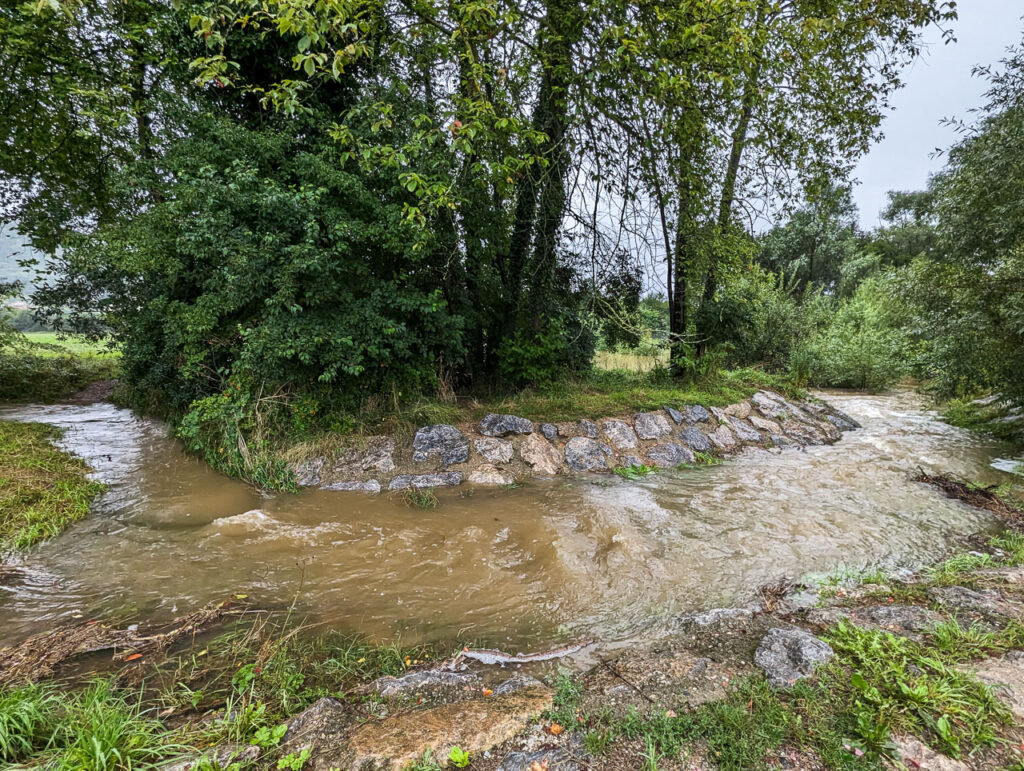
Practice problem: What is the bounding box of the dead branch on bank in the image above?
[914,470,1023,522]
[0,599,250,685]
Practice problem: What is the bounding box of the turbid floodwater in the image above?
[0,391,1017,650]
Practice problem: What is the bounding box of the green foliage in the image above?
[827,621,1009,757]
[447,745,470,768]
[0,682,60,763]
[614,464,658,481]
[403,488,439,510]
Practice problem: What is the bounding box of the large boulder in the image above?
[730,419,762,443]
[754,628,834,687]
[634,412,672,440]
[646,443,695,468]
[709,425,737,451]
[292,457,326,487]
[723,401,752,419]
[679,426,713,454]
[474,437,514,464]
[520,433,564,475]
[388,473,462,490]
[600,419,638,450]
[681,405,711,423]
[480,414,534,437]
[412,425,470,465]
[329,436,395,478]
[565,437,611,471]
[749,415,782,434]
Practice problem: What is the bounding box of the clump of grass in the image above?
[0,678,175,770]
[926,552,995,586]
[0,681,61,763]
[403,488,438,509]
[826,620,1010,758]
[614,464,658,480]
[929,618,1024,660]
[0,420,105,550]
[990,530,1024,564]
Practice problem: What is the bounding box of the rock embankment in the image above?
[290,390,861,492]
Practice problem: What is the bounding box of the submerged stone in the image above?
[646,442,695,468]
[388,473,462,490]
[755,627,834,687]
[633,412,672,440]
[321,480,381,494]
[565,437,610,471]
[412,424,469,465]
[479,413,534,437]
[339,685,553,771]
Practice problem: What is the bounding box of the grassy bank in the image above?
[943,396,1024,447]
[0,421,105,551]
[0,333,119,403]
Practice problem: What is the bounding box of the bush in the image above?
[794,275,910,391]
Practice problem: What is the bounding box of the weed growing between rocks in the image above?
[403,487,439,509]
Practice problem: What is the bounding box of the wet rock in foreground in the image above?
[337,685,553,771]
[646,442,695,468]
[754,627,834,687]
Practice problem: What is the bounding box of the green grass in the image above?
[19,332,119,359]
[942,397,1024,442]
[547,618,1014,771]
[614,463,659,480]
[0,420,105,550]
[0,614,439,770]
[300,366,801,440]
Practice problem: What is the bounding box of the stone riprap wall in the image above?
[290,390,861,494]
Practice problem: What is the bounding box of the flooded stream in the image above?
[0,391,1017,650]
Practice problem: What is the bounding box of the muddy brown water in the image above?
[0,391,1017,651]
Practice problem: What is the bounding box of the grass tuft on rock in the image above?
[0,420,105,551]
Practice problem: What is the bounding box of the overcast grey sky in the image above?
[852,2,1023,226]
